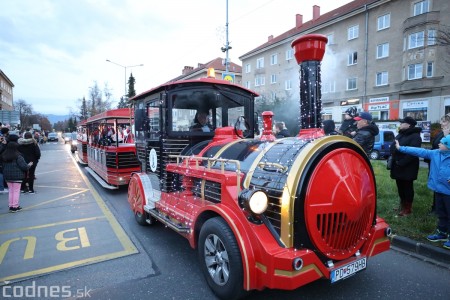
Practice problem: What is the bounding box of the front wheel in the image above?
[370,150,380,160]
[198,217,245,300]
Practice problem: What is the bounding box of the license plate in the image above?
[330,257,367,283]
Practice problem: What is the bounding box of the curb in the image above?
[389,235,450,266]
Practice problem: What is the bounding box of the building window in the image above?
[347,78,357,90]
[255,75,265,86]
[245,81,251,89]
[427,29,436,45]
[426,62,433,77]
[285,80,292,90]
[286,49,293,60]
[408,31,424,49]
[245,64,251,73]
[376,43,389,59]
[377,13,390,31]
[413,0,429,16]
[270,74,277,84]
[322,81,336,93]
[348,25,359,40]
[271,91,277,100]
[348,52,357,65]
[408,63,423,80]
[256,57,264,69]
[327,33,334,45]
[376,71,389,86]
[270,54,278,65]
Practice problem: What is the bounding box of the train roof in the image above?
[87,108,133,123]
[130,77,259,102]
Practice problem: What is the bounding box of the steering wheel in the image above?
[234,116,251,139]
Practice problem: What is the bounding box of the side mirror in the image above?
[134,109,148,131]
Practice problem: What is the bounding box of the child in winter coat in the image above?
[1,140,33,212]
[395,135,450,249]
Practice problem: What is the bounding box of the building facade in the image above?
[0,69,14,111]
[239,0,450,124]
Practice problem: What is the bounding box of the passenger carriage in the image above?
[85,108,140,189]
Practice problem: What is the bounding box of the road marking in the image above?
[0,154,138,282]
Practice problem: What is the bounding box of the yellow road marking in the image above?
[0,216,106,235]
[0,155,138,282]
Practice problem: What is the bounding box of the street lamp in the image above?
[106,59,144,97]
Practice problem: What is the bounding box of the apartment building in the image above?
[239,0,450,124]
[0,69,14,111]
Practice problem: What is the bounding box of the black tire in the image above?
[135,211,148,226]
[370,150,380,160]
[198,217,245,300]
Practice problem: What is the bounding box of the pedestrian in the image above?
[339,106,358,138]
[275,122,290,138]
[389,116,422,216]
[352,112,379,156]
[394,135,450,249]
[0,127,9,193]
[425,113,450,214]
[1,138,33,212]
[323,119,339,135]
[18,132,41,194]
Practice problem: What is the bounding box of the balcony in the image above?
[403,11,440,31]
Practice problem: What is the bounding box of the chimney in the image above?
[182,66,193,75]
[268,35,273,42]
[296,14,303,27]
[313,5,320,20]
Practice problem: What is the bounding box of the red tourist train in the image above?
[84,108,140,189]
[126,34,391,299]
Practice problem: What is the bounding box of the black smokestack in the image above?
[291,34,328,134]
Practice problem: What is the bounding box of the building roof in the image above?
[239,0,379,59]
[0,69,14,87]
[167,57,242,82]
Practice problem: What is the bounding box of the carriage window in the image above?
[148,104,160,139]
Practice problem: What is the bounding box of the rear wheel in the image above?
[198,217,244,300]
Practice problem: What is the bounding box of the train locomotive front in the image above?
[127,34,390,299]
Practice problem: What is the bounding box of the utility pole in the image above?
[221,0,232,72]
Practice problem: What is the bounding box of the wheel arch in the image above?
[193,205,257,291]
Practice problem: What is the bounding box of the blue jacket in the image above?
[398,146,450,195]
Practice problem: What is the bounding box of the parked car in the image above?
[47,132,58,142]
[63,133,72,144]
[370,130,395,160]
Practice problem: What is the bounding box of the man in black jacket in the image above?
[353,112,379,156]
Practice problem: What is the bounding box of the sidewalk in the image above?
[389,235,450,267]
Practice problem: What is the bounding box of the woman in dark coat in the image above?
[18,132,41,193]
[389,117,422,216]
[1,140,33,212]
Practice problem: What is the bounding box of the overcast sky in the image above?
[0,0,352,115]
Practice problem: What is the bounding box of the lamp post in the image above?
[106,59,144,97]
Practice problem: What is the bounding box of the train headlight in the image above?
[239,189,268,215]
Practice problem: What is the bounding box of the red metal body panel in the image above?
[160,156,390,291]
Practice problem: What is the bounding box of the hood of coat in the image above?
[358,123,379,136]
[18,138,35,145]
[398,126,422,135]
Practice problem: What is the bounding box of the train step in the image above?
[146,208,190,233]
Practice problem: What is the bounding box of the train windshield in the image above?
[169,87,253,135]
